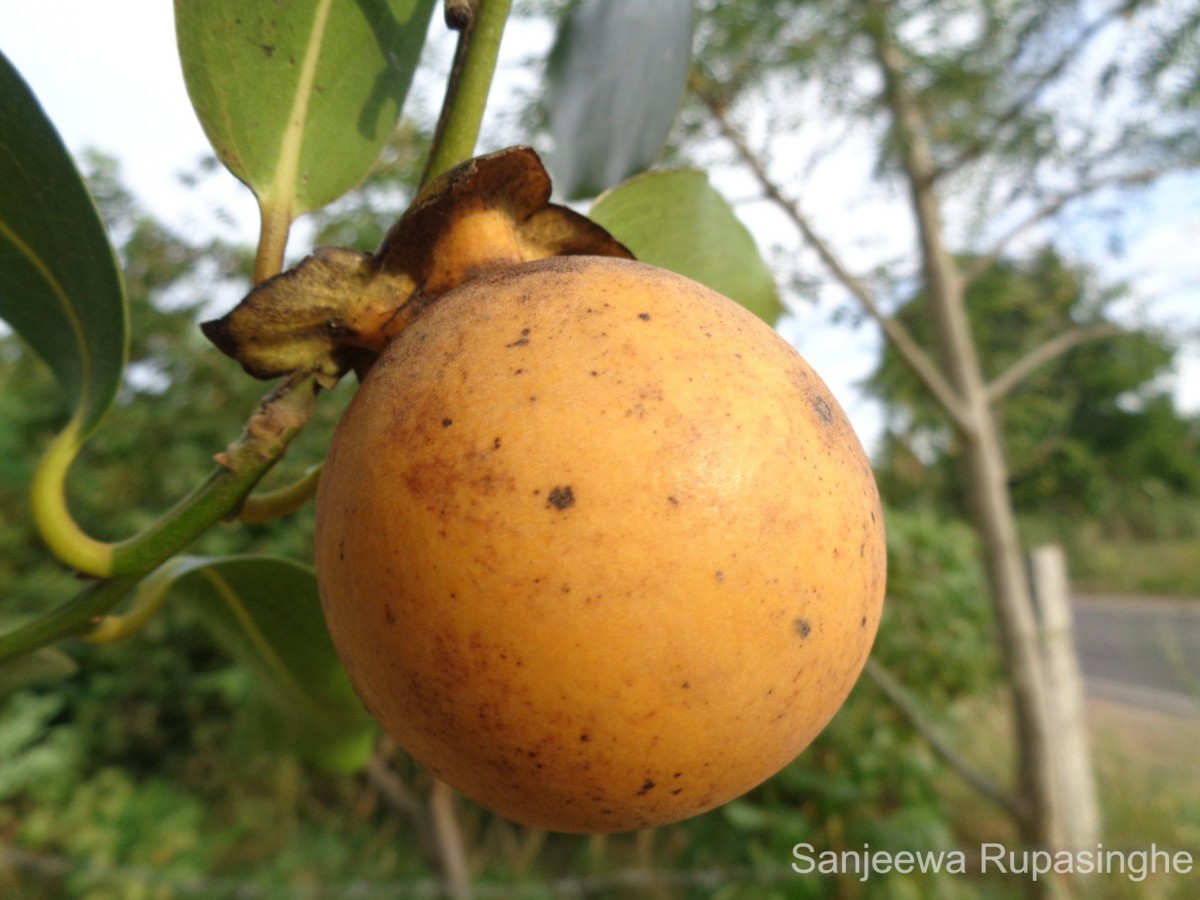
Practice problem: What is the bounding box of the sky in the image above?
[3,1,1197,455]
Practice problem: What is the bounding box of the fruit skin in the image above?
[315,255,885,833]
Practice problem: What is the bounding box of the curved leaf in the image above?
[546,0,694,200]
[590,168,781,323]
[175,0,436,216]
[144,555,376,774]
[0,49,128,437]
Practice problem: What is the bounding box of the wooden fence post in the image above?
[1029,543,1102,852]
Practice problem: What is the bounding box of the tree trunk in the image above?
[868,10,1067,854]
[957,408,1063,849]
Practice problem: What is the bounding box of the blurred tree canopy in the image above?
[866,247,1200,536]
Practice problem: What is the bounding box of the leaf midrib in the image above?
[0,216,93,416]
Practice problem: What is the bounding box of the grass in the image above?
[935,691,1200,899]
[1070,537,1200,597]
[1086,699,1200,899]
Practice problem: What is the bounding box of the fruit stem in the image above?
[420,0,513,188]
[106,372,319,576]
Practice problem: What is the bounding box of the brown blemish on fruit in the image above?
[793,618,812,639]
[507,327,532,348]
[811,395,834,424]
[547,486,575,510]
[637,779,656,795]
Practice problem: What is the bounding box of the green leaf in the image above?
[590,168,782,323]
[175,0,436,216]
[145,556,376,773]
[0,49,128,437]
[0,647,78,695]
[546,0,694,200]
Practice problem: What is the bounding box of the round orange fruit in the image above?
[314,255,885,833]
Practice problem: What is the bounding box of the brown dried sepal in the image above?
[202,146,633,386]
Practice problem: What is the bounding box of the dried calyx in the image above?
[201,146,632,388]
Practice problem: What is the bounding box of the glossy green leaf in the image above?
[145,555,376,773]
[546,0,694,200]
[0,49,128,437]
[590,168,782,324]
[0,647,78,695]
[175,0,436,216]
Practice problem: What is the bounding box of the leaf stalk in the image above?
[421,0,513,188]
[28,375,315,580]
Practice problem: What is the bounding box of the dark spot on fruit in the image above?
[668,496,679,505]
[811,395,834,424]
[681,681,690,689]
[493,437,502,450]
[637,779,656,795]
[441,417,453,427]
[384,605,395,624]
[638,312,650,321]
[590,370,599,376]
[715,570,725,582]
[580,732,590,742]
[547,486,575,510]
[861,616,868,628]
[507,327,532,348]
[672,788,683,795]
[794,618,812,639]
